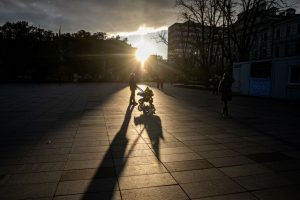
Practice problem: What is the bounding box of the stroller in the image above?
[137,86,156,115]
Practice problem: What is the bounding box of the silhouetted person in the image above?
[218,72,234,117]
[156,76,160,89]
[160,77,164,89]
[129,73,138,105]
[212,75,219,95]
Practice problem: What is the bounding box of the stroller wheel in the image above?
[138,99,143,104]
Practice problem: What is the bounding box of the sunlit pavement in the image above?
[0,83,300,200]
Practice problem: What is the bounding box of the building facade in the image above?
[232,9,300,99]
[168,21,198,64]
[249,8,300,60]
[168,21,222,80]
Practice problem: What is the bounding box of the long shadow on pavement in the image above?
[82,105,164,199]
[82,104,135,200]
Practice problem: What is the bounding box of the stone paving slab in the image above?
[195,192,257,200]
[65,159,113,170]
[112,149,154,158]
[164,159,213,172]
[118,173,176,190]
[68,152,109,161]
[61,168,116,181]
[190,144,228,152]
[278,170,300,184]
[56,178,118,195]
[121,185,189,200]
[22,155,68,164]
[54,192,122,200]
[234,172,292,190]
[116,163,168,176]
[262,160,300,172]
[245,152,292,163]
[13,162,66,173]
[180,177,245,199]
[5,171,62,185]
[159,152,202,162]
[171,168,226,184]
[219,163,272,177]
[182,139,218,146]
[70,146,109,154]
[207,156,255,167]
[197,149,240,158]
[114,155,159,166]
[155,146,193,155]
[0,183,57,200]
[252,186,300,200]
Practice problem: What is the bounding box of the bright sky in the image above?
[116,25,168,59]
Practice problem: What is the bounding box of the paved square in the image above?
[0,83,300,200]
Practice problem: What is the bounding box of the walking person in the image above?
[156,76,160,89]
[218,72,234,117]
[160,77,164,89]
[212,75,219,95]
[129,73,138,105]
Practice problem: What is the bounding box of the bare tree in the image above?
[177,20,198,80]
[152,30,168,45]
[176,0,223,81]
[175,0,288,75]
[219,0,288,62]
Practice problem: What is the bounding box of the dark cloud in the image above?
[0,0,178,33]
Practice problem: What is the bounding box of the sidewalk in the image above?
[0,83,299,200]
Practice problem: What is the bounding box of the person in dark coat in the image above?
[212,75,220,95]
[129,73,138,105]
[218,72,234,116]
[160,77,164,89]
[156,76,160,89]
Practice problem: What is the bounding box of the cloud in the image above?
[116,25,167,36]
[0,0,178,33]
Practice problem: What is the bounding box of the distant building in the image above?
[168,21,223,81]
[168,21,219,64]
[168,21,197,64]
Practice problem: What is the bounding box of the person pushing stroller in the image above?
[129,73,138,105]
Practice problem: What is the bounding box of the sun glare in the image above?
[135,40,154,63]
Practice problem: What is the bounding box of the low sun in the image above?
[135,40,154,63]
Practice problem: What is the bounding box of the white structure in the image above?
[233,56,300,99]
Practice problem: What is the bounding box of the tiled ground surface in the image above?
[0,83,299,200]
